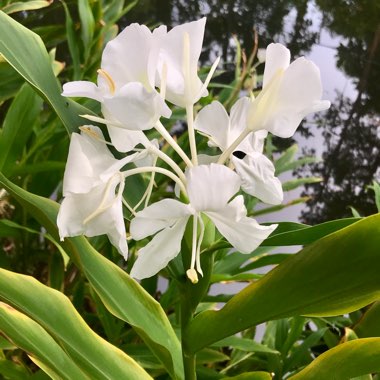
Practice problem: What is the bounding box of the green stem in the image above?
[181,292,197,380]
[180,252,215,380]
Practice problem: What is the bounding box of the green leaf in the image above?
[283,328,327,373]
[349,206,362,218]
[0,358,30,380]
[0,269,152,379]
[0,83,42,174]
[250,197,309,217]
[0,11,92,133]
[184,214,380,352]
[282,177,322,192]
[0,301,88,379]
[0,61,23,102]
[263,217,361,246]
[78,0,95,61]
[274,144,298,175]
[354,301,380,338]
[225,372,273,380]
[368,181,380,212]
[212,336,280,354]
[2,1,52,14]
[0,172,184,380]
[196,348,230,364]
[62,1,81,80]
[289,338,380,379]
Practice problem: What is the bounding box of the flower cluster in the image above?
[57,18,330,283]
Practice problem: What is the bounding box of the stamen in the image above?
[196,56,220,101]
[97,68,116,95]
[79,126,113,146]
[122,197,136,216]
[80,114,124,129]
[195,215,205,277]
[186,268,198,284]
[83,174,120,224]
[186,216,199,284]
[132,157,158,211]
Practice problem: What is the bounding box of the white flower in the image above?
[194,99,283,205]
[130,164,277,282]
[57,126,138,259]
[247,43,331,138]
[62,23,171,133]
[156,18,219,107]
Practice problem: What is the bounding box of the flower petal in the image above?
[263,43,290,88]
[130,217,190,279]
[186,164,241,211]
[205,195,277,253]
[57,179,128,258]
[238,129,268,154]
[62,81,104,102]
[130,199,193,240]
[267,57,330,138]
[230,97,250,139]
[158,18,206,106]
[101,23,156,90]
[194,101,230,150]
[62,126,116,195]
[232,152,283,205]
[103,82,171,131]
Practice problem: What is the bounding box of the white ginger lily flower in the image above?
[156,18,220,107]
[130,164,277,283]
[194,99,283,205]
[247,43,331,138]
[62,23,171,134]
[57,126,148,259]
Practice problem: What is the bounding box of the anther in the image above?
[97,69,116,94]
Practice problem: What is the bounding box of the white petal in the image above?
[186,164,241,211]
[103,83,171,131]
[62,126,116,195]
[101,23,156,90]
[238,129,268,154]
[62,81,104,102]
[263,43,290,88]
[130,217,189,279]
[130,199,193,240]
[57,180,127,258]
[108,126,151,153]
[266,57,330,138]
[158,18,206,106]
[230,97,251,139]
[205,195,277,253]
[232,152,283,205]
[194,101,230,150]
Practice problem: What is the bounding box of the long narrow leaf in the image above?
[289,338,380,379]
[0,302,89,380]
[0,172,184,380]
[0,269,151,379]
[185,214,380,352]
[0,11,91,133]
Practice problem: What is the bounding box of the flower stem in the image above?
[155,121,193,168]
[122,166,187,196]
[149,145,187,184]
[186,105,198,165]
[217,127,251,165]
